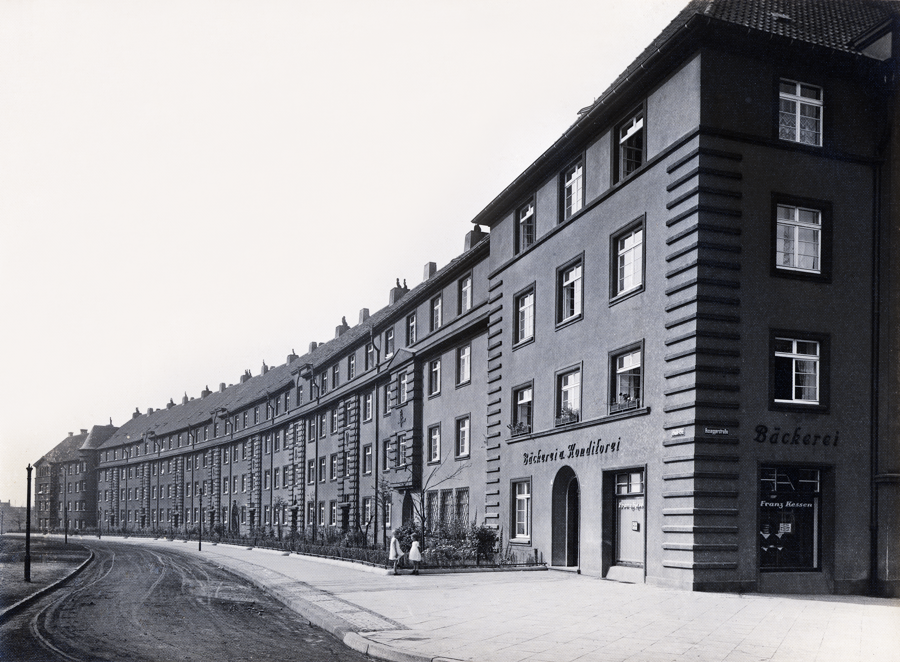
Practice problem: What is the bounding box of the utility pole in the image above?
[198,486,203,552]
[25,464,33,582]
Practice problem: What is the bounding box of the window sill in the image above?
[771,267,831,284]
[769,402,828,415]
[455,454,471,461]
[428,392,441,400]
[455,380,471,389]
[609,285,644,307]
[555,315,583,331]
[509,538,531,545]
[512,337,535,351]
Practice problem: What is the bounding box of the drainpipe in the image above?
[870,160,881,596]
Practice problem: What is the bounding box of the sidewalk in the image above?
[41,536,900,662]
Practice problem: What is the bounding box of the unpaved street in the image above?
[0,539,369,662]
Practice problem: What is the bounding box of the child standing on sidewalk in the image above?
[408,534,422,575]
[389,530,404,575]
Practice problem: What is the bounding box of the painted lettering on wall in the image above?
[523,439,621,466]
[754,425,838,447]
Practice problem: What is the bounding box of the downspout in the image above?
[870,160,881,596]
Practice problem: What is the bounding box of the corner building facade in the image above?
[474,0,899,595]
[36,0,900,597]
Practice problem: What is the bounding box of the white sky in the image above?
[0,0,688,505]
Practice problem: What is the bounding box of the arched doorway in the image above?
[551,466,580,567]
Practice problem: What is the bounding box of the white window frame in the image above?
[431,296,443,332]
[556,368,581,426]
[513,385,533,435]
[429,359,441,396]
[558,262,583,323]
[455,416,470,458]
[456,344,471,385]
[517,200,535,253]
[459,274,473,314]
[562,161,584,220]
[618,107,644,180]
[364,393,373,421]
[616,228,643,295]
[515,289,534,344]
[774,337,820,404]
[428,425,441,463]
[776,204,821,273]
[513,480,531,540]
[779,79,823,146]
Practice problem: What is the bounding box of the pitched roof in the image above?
[37,431,89,465]
[472,0,898,229]
[96,236,490,449]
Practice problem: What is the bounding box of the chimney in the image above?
[219,382,227,393]
[261,362,269,375]
[287,351,299,364]
[309,341,318,352]
[335,316,350,338]
[182,392,189,405]
[80,428,88,435]
[201,385,212,398]
[423,262,437,280]
[358,308,370,324]
[133,408,141,419]
[147,407,154,415]
[465,225,487,251]
[68,431,73,437]
[390,278,409,305]
[240,369,252,383]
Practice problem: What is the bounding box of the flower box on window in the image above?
[507,422,532,437]
[555,408,580,426]
[609,398,640,414]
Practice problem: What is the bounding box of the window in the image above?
[516,200,535,253]
[556,368,581,426]
[557,260,583,324]
[319,413,326,438]
[318,502,325,527]
[515,289,534,344]
[383,384,391,413]
[455,416,470,457]
[431,296,442,332]
[384,501,392,529]
[364,393,373,421]
[456,345,471,385]
[329,501,337,526]
[347,354,356,380]
[511,385,532,436]
[611,346,642,413]
[440,490,453,526]
[382,440,390,471]
[617,107,644,181]
[365,343,375,370]
[399,372,409,403]
[308,416,317,440]
[363,445,372,474]
[319,372,328,396]
[779,79,822,146]
[776,205,821,273]
[614,225,643,296]
[330,454,338,481]
[562,160,584,220]
[362,497,373,525]
[332,364,340,389]
[513,480,531,540]
[458,274,473,314]
[395,435,405,468]
[274,431,281,452]
[428,425,441,463]
[406,313,417,345]
[426,491,438,531]
[264,436,271,454]
[455,488,469,522]
[307,460,315,484]
[331,408,338,434]
[428,359,441,396]
[384,328,395,358]
[774,337,820,405]
[254,406,260,424]
[760,466,822,570]
[318,457,326,482]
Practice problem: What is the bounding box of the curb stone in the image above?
[0,547,94,625]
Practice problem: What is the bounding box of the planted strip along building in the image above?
[35,0,900,596]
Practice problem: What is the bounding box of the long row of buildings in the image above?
[34,0,900,596]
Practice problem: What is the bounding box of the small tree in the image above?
[273,496,287,540]
[408,452,470,550]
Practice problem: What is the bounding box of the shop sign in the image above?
[523,439,621,466]
[754,424,838,447]
[671,428,685,437]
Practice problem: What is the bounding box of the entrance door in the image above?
[615,470,645,566]
[552,466,580,567]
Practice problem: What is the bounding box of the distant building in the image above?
[34,0,899,596]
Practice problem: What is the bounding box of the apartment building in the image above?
[35,0,899,596]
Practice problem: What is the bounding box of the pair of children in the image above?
[389,531,422,575]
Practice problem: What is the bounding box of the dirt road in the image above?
[0,539,369,662]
